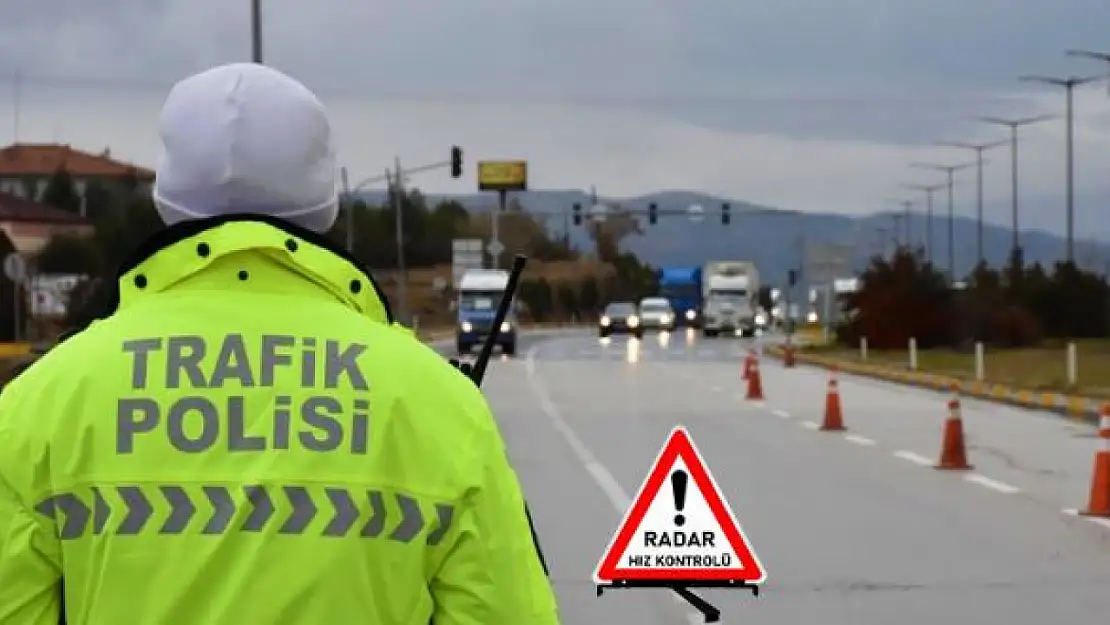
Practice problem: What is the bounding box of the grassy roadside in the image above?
[802,339,1110,398]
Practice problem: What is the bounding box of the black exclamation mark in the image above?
[670,470,688,526]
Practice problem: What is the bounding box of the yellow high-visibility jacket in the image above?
[0,215,559,625]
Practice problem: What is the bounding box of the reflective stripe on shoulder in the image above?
[34,484,454,544]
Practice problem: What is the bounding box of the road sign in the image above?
[804,243,854,284]
[451,238,484,285]
[3,253,25,282]
[486,240,505,257]
[477,160,528,192]
[593,426,766,585]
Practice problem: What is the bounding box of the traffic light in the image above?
[648,202,658,225]
[450,145,463,178]
[572,203,582,225]
[788,269,797,287]
[721,202,730,225]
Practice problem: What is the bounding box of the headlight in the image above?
[600,316,611,326]
[685,309,696,320]
[661,314,673,325]
[461,321,473,332]
[500,321,511,332]
[627,316,640,327]
[755,313,766,325]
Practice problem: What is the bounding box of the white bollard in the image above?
[860,337,868,361]
[974,341,984,381]
[1067,342,1078,387]
[908,337,918,370]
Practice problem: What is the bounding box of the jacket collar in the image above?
[113,213,395,323]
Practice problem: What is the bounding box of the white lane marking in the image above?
[892,450,934,466]
[800,421,820,430]
[710,385,723,392]
[525,344,701,624]
[1062,508,1110,530]
[749,401,766,409]
[964,474,1020,494]
[772,409,791,419]
[843,434,877,446]
[524,346,632,513]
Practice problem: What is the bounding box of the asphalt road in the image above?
[433,328,1110,625]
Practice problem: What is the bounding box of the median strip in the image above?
[766,343,1103,424]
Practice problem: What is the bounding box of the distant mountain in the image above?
[353,188,1110,289]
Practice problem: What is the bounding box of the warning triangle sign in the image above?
[593,426,766,585]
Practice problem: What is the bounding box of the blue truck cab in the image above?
[657,266,704,328]
[455,268,518,357]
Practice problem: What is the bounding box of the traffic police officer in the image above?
[0,63,559,625]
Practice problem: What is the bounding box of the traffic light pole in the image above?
[390,158,408,323]
[340,147,464,325]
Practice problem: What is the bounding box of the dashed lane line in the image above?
[843,434,877,446]
[892,450,934,466]
[963,474,1020,494]
[772,409,791,419]
[1062,508,1110,530]
[800,421,820,430]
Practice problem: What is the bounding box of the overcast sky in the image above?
[1,1,1110,235]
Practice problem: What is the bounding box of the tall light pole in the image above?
[1066,49,1110,93]
[1018,73,1104,262]
[909,162,974,282]
[975,114,1054,264]
[902,182,945,264]
[933,139,1006,266]
[251,0,263,63]
[883,198,913,248]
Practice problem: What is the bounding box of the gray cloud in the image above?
[1,1,1109,234]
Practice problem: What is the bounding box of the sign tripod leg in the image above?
[671,586,720,623]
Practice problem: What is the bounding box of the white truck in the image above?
[701,261,764,338]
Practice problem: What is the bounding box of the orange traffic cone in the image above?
[1080,404,1110,517]
[820,366,845,431]
[746,357,764,401]
[742,350,754,381]
[935,385,972,470]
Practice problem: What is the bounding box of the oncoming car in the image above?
[637,297,676,332]
[599,301,643,338]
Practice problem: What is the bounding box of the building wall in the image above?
[0,221,94,255]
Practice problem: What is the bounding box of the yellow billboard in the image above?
[477,160,528,192]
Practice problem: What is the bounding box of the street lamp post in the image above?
[975,114,1054,263]
[1018,73,1105,263]
[909,162,974,282]
[933,139,1006,266]
[251,0,263,63]
[901,182,945,264]
[1066,49,1110,93]
[882,198,913,249]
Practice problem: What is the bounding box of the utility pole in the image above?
[902,182,944,264]
[882,198,913,249]
[1019,73,1105,263]
[933,139,1006,266]
[251,0,263,63]
[388,159,409,323]
[976,114,1053,265]
[910,162,974,283]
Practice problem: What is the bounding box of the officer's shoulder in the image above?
[0,323,106,442]
[368,326,493,418]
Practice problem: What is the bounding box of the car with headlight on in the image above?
[637,297,676,332]
[599,301,643,338]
